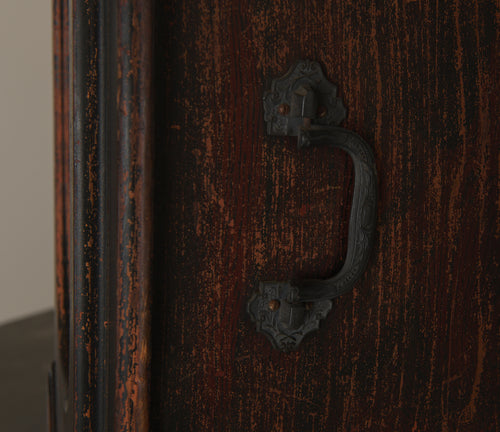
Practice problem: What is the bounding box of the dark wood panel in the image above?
[53,1,154,431]
[114,0,154,430]
[54,0,500,431]
[71,1,115,429]
[151,1,500,431]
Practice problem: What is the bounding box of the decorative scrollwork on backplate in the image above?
[248,61,378,351]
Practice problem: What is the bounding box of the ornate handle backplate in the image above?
[247,60,378,351]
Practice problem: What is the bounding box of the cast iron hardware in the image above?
[248,60,378,351]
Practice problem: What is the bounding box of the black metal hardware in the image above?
[248,60,378,351]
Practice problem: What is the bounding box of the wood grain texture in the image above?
[71,1,112,429]
[114,1,154,431]
[53,1,154,430]
[150,1,500,431]
[52,0,70,430]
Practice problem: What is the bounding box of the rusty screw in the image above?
[305,302,314,311]
[278,103,290,115]
[317,105,327,118]
[268,299,280,311]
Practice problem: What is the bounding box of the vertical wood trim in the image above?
[65,1,154,430]
[114,1,154,431]
[71,0,111,429]
[53,0,70,430]
[53,0,70,378]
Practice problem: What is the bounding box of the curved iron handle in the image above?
[248,61,378,351]
[295,126,377,302]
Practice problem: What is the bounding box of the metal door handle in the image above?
[248,61,378,351]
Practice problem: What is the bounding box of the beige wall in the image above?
[0,1,54,324]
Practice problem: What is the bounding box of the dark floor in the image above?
[0,311,54,432]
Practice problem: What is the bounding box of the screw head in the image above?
[278,104,290,115]
[268,299,280,311]
[317,105,327,118]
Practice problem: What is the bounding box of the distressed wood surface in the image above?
[114,0,154,430]
[52,1,154,431]
[53,0,500,431]
[151,1,500,431]
[70,1,114,429]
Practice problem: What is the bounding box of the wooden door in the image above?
[52,1,500,431]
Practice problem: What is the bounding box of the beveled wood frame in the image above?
[52,1,154,430]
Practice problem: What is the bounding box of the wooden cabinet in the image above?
[51,1,500,431]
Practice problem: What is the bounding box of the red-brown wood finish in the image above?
[52,0,154,431]
[53,0,70,379]
[53,0,500,431]
[53,0,70,430]
[115,1,154,430]
[150,1,500,431]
